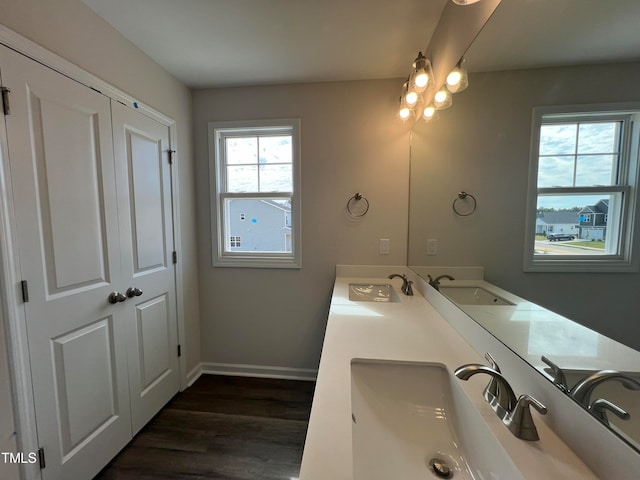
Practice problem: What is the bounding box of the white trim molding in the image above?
[197,362,318,382]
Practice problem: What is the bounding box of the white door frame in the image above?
[0,25,188,480]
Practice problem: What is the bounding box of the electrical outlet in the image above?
[379,238,390,255]
[427,238,438,255]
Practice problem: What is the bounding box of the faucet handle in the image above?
[483,353,501,398]
[484,352,500,371]
[589,398,630,426]
[541,355,568,392]
[404,280,414,296]
[505,394,547,441]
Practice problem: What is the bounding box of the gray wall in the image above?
[409,62,640,350]
[193,79,411,371]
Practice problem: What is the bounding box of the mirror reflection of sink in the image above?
[439,286,514,306]
[349,283,400,303]
[351,359,523,480]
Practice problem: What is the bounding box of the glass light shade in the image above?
[413,70,429,90]
[433,87,452,110]
[405,90,419,106]
[399,105,411,120]
[451,0,483,4]
[446,65,469,93]
[410,52,431,93]
[422,104,436,122]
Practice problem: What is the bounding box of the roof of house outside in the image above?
[536,211,579,224]
[579,199,609,215]
[261,199,291,212]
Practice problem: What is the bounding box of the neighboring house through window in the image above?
[209,119,301,268]
[524,104,640,272]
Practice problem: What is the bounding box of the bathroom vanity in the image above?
[296,266,637,479]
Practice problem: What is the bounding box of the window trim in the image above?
[524,103,640,272]
[208,119,302,268]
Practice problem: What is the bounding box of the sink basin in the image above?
[351,359,523,480]
[439,286,514,306]
[349,283,400,303]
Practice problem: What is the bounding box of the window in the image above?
[524,104,640,272]
[209,119,301,268]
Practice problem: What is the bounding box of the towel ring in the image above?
[347,193,370,217]
[452,191,477,217]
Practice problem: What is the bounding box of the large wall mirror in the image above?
[408,0,640,452]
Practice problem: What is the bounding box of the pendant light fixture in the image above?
[446,59,469,93]
[409,52,432,93]
[395,51,469,124]
[433,86,453,110]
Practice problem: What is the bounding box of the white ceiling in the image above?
[465,0,640,72]
[82,0,448,89]
[83,0,640,90]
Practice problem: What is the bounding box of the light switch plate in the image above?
[427,238,438,255]
[379,238,390,255]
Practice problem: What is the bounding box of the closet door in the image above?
[111,101,180,434]
[0,46,132,479]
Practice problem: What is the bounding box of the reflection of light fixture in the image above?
[401,78,419,107]
[434,87,452,110]
[398,105,412,120]
[405,90,418,106]
[446,59,469,93]
[422,104,436,122]
[398,95,412,121]
[410,52,431,93]
[450,0,483,5]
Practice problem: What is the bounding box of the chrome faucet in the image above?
[427,274,455,291]
[570,370,640,407]
[387,273,413,296]
[455,356,547,441]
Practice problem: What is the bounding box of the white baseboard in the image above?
[189,362,317,382]
[185,363,204,387]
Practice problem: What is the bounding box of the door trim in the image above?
[0,25,188,479]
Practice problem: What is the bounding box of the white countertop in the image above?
[434,279,640,375]
[299,267,597,479]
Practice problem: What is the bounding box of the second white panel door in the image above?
[111,101,180,434]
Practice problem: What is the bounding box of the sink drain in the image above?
[428,458,453,479]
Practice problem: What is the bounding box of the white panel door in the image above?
[111,101,180,434]
[0,46,132,479]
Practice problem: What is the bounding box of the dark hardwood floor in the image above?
[95,375,315,480]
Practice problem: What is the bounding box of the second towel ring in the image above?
[452,191,477,216]
[347,193,369,217]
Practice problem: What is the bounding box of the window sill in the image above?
[213,255,301,269]
[524,257,639,273]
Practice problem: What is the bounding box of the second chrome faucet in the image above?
[455,353,547,441]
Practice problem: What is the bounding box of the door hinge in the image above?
[38,447,45,469]
[20,280,29,303]
[167,149,176,165]
[177,344,182,357]
[172,251,177,264]
[1,87,10,115]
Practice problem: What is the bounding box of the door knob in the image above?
[108,291,127,304]
[126,287,143,298]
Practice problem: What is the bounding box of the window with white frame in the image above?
[209,119,301,268]
[524,105,640,272]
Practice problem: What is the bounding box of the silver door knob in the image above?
[126,287,143,298]
[108,291,127,304]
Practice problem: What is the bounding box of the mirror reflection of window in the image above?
[525,106,640,272]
